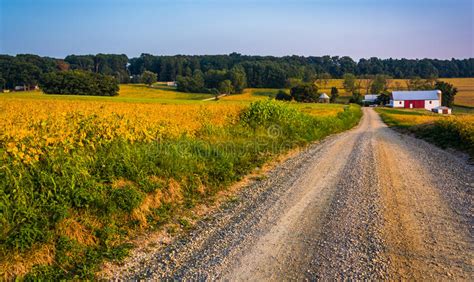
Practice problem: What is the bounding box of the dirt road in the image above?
[113,108,473,280]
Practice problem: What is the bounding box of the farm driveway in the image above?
[109,108,473,280]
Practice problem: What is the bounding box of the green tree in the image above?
[360,74,374,94]
[370,74,390,94]
[343,73,357,94]
[406,77,436,90]
[349,91,363,104]
[290,83,319,103]
[286,78,302,88]
[229,65,247,93]
[375,92,391,105]
[330,87,339,103]
[218,80,233,95]
[141,71,157,86]
[435,81,457,107]
[0,77,5,91]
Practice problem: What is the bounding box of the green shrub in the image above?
[275,90,292,101]
[110,186,144,213]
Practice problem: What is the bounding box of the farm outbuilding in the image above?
[390,90,441,110]
[319,93,330,103]
[431,106,452,114]
[363,94,379,103]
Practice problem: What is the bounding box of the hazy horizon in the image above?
[1,0,473,59]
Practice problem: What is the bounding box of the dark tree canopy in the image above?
[330,87,339,103]
[435,81,458,107]
[126,54,474,82]
[40,70,119,96]
[290,83,319,103]
[141,70,157,86]
[275,90,292,101]
[65,54,129,83]
[0,55,63,89]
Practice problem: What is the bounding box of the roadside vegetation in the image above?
[375,108,474,158]
[0,94,361,279]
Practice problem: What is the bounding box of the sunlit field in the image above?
[440,78,474,107]
[0,84,213,104]
[0,84,362,279]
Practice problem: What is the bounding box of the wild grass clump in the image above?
[414,116,474,158]
[0,100,361,279]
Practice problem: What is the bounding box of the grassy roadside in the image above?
[375,108,474,158]
[1,101,362,280]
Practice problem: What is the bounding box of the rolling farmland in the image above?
[2,0,473,279]
[0,85,361,279]
[1,82,473,280]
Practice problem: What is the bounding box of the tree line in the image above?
[0,53,472,94]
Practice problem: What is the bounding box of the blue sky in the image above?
[1,0,472,59]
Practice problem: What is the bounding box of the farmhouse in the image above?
[390,90,441,110]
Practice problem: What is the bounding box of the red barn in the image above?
[389,90,441,110]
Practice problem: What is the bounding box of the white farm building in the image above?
[363,94,379,103]
[390,90,441,111]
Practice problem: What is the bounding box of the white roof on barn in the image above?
[392,90,440,101]
[319,93,330,99]
[364,94,379,100]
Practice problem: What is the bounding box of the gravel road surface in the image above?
[111,108,473,280]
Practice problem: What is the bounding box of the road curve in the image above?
[115,108,473,280]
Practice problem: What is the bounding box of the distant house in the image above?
[14,86,27,91]
[14,85,38,91]
[363,94,379,103]
[319,93,330,103]
[390,90,441,110]
[167,81,177,87]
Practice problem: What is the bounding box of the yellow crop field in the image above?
[440,78,474,107]
[0,99,243,165]
[220,88,281,102]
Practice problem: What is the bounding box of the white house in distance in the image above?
[390,90,441,111]
[363,94,379,103]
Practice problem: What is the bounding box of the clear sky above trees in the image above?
[0,0,472,59]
